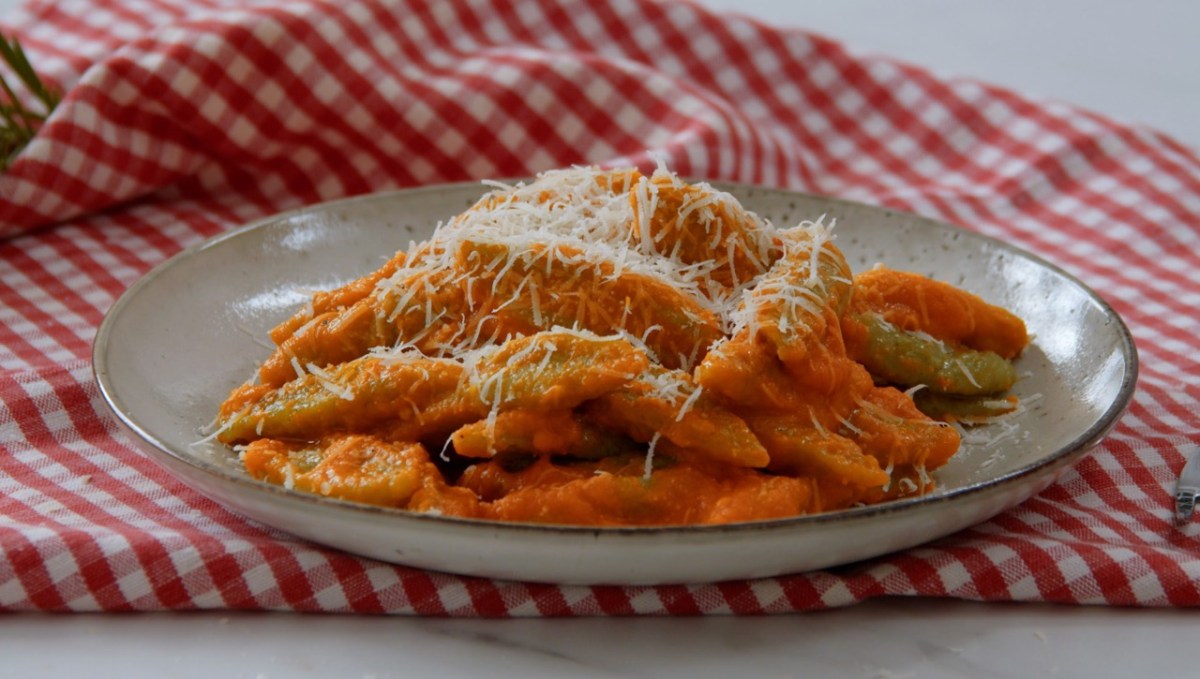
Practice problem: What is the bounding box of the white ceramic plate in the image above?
[93,182,1137,585]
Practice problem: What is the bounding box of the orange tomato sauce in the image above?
[216,166,1025,526]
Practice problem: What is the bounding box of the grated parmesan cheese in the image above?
[211,162,1028,512]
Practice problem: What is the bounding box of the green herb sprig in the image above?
[1,33,60,172]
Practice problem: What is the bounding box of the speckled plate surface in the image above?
[92,182,1137,585]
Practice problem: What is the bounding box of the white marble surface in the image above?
[0,599,1196,678]
[3,1,1198,677]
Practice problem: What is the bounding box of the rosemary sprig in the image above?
[0,33,60,172]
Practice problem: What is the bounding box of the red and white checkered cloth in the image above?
[2,0,1198,615]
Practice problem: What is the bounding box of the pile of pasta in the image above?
[214,165,1028,526]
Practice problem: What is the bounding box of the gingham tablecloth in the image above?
[1,0,1197,615]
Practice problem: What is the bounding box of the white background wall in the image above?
[697,0,1199,149]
